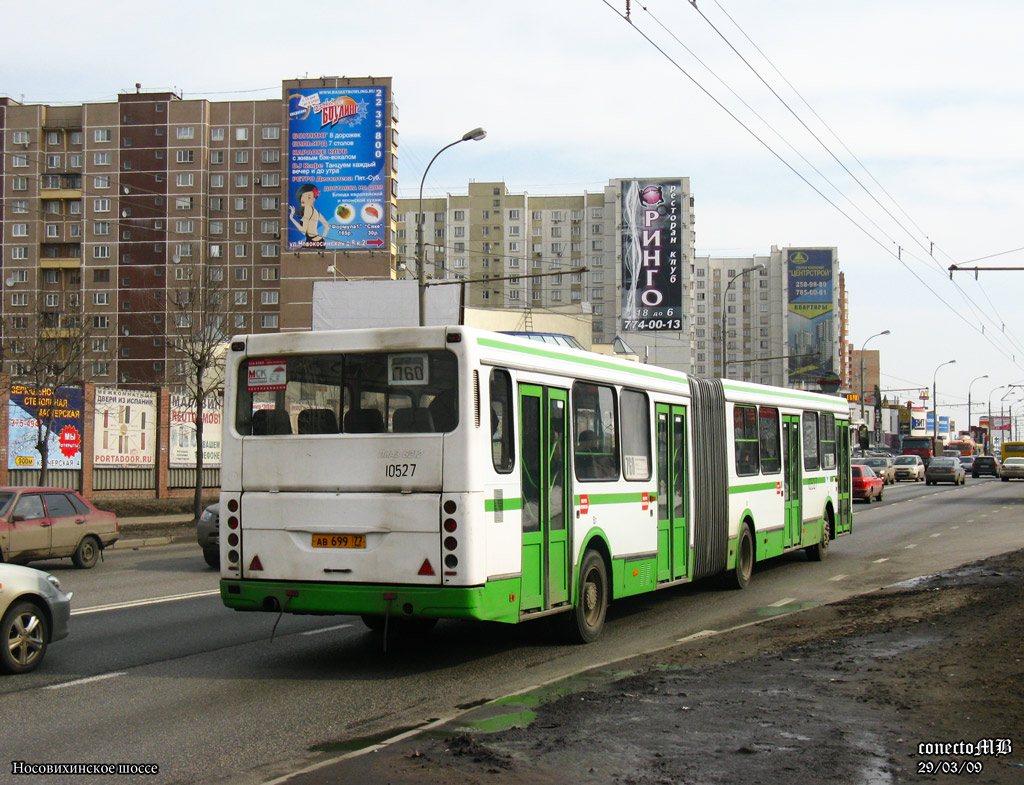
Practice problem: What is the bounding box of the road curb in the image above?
[109,536,175,550]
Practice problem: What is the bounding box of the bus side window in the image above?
[490,369,514,472]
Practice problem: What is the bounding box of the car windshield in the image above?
[866,459,887,468]
[894,456,916,465]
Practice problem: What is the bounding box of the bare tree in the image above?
[1,305,103,486]
[161,263,236,520]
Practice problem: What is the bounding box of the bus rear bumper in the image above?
[219,578,521,623]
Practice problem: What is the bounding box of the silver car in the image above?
[0,564,73,673]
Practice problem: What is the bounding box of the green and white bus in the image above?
[219,326,852,642]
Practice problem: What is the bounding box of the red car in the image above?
[0,487,119,569]
[851,465,884,503]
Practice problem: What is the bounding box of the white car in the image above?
[892,455,925,482]
[0,564,73,673]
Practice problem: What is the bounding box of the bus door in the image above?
[836,421,852,534]
[656,404,688,582]
[519,385,570,611]
[782,415,802,548]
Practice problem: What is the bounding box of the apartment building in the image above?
[0,78,396,386]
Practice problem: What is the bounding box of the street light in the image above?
[932,359,956,443]
[967,374,988,435]
[720,264,765,378]
[859,330,890,427]
[416,127,487,326]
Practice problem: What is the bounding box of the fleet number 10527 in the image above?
[385,463,416,477]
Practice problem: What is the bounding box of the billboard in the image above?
[93,387,157,467]
[786,248,835,383]
[621,179,683,331]
[169,394,223,468]
[8,385,84,470]
[286,85,388,252]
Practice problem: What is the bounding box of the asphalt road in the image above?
[3,477,1021,785]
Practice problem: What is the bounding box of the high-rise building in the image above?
[1,79,396,386]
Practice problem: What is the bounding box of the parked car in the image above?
[972,456,1000,478]
[0,488,119,569]
[860,456,896,485]
[925,456,966,486]
[892,455,925,482]
[999,457,1024,481]
[851,465,884,503]
[0,563,73,673]
[197,503,219,569]
[959,456,976,473]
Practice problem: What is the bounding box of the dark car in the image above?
[972,456,1000,478]
[925,456,966,486]
[197,503,219,569]
[851,465,884,503]
[0,488,119,569]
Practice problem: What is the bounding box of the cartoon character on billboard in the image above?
[289,184,330,244]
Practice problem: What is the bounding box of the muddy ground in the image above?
[304,548,1024,785]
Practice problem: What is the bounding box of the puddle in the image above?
[455,707,537,733]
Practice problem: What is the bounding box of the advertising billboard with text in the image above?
[620,179,683,332]
[787,248,835,383]
[286,85,388,252]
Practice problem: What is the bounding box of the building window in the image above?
[211,128,225,141]
[235,174,249,188]
[260,173,280,187]
[261,149,280,163]
[176,126,195,139]
[176,173,194,187]
[210,174,225,188]
[235,150,249,164]
[260,314,278,329]
[261,291,279,305]
[94,129,112,143]
[262,126,281,140]
[260,244,279,258]
[260,197,279,210]
[176,150,195,163]
[176,220,194,233]
[12,177,29,191]
[93,152,111,166]
[176,197,193,210]
[93,293,109,306]
[11,223,29,237]
[92,362,110,377]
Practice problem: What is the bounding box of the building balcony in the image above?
[40,257,82,269]
[40,187,82,200]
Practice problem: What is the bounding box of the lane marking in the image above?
[905,544,918,549]
[46,672,127,690]
[828,574,847,581]
[71,589,220,616]
[769,597,796,607]
[930,533,942,538]
[873,558,889,563]
[301,624,353,636]
[676,629,717,643]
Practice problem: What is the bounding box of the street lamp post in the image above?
[988,385,1007,455]
[967,374,988,437]
[417,128,487,326]
[720,264,765,378]
[932,359,956,443]
[859,330,890,428]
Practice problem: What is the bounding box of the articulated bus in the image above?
[219,327,853,642]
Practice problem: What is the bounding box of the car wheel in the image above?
[1,600,49,674]
[565,549,609,643]
[72,535,101,569]
[202,546,220,569]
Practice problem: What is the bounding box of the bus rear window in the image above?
[236,350,458,435]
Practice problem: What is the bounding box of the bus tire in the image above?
[724,523,754,590]
[805,513,831,562]
[566,549,608,644]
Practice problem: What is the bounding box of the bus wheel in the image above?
[724,524,754,589]
[805,513,831,562]
[566,549,608,644]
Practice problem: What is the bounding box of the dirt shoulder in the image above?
[304,548,1024,785]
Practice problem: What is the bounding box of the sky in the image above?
[4,0,1024,431]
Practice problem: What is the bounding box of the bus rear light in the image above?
[443,500,457,515]
[227,533,238,547]
[227,498,239,513]
[228,517,239,530]
[444,554,458,569]
[443,536,457,551]
[248,555,263,571]
[417,560,435,576]
[227,550,239,564]
[443,518,457,532]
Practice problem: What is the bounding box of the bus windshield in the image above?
[235,350,458,435]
